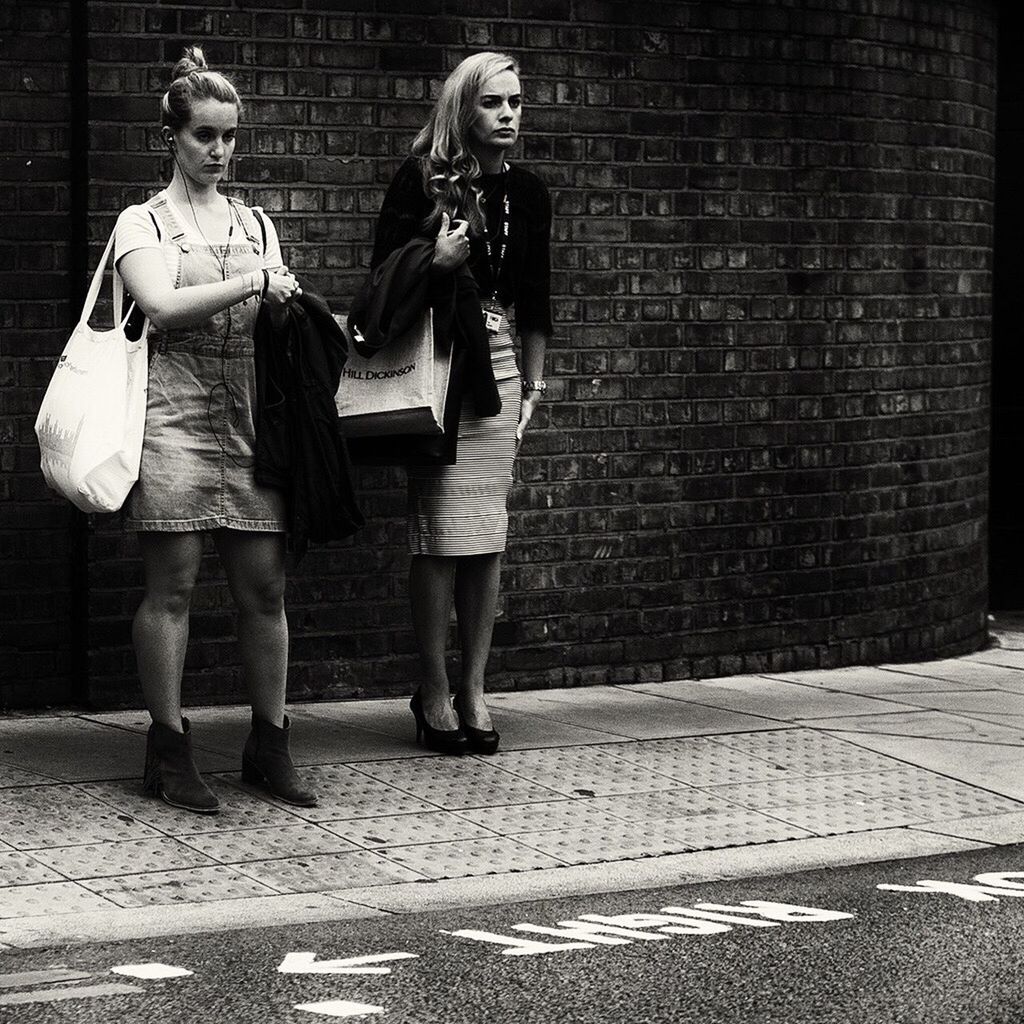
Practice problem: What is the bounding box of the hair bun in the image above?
[171,45,209,82]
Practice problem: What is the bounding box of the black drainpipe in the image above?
[68,0,90,706]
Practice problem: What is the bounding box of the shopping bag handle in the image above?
[78,231,117,329]
[80,230,149,341]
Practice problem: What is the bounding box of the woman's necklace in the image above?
[183,193,235,279]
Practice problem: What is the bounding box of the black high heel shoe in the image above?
[453,693,500,755]
[410,690,469,756]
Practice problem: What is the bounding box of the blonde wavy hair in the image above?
[411,52,520,237]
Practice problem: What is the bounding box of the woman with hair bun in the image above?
[114,46,316,813]
[366,52,553,755]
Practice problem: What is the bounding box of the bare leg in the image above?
[408,553,459,730]
[214,530,288,726]
[133,532,205,730]
[453,552,501,730]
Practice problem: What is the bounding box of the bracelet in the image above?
[521,379,547,394]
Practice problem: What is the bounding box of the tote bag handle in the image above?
[81,230,148,341]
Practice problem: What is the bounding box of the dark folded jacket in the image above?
[345,238,501,466]
[253,284,364,557]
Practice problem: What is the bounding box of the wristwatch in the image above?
[521,379,547,394]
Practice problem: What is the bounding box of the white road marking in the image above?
[0,969,92,989]
[278,951,418,975]
[110,963,194,979]
[442,928,595,956]
[294,999,384,1017]
[878,879,1024,902]
[0,983,143,1005]
[700,902,855,923]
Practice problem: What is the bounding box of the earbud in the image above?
[163,132,175,150]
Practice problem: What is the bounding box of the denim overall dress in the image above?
[123,194,286,532]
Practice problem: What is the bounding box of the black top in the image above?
[370,156,553,337]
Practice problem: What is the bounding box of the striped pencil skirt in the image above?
[406,308,521,557]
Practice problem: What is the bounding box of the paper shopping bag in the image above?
[335,309,452,437]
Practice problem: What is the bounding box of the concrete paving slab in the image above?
[0,882,116,920]
[0,852,64,887]
[758,668,981,696]
[0,763,60,788]
[584,789,737,823]
[797,709,1024,745]
[453,799,632,836]
[488,685,778,739]
[711,728,906,776]
[656,807,813,848]
[756,798,931,835]
[288,698,416,740]
[512,820,696,864]
[0,785,164,850]
[79,779,306,835]
[78,865,282,908]
[0,718,151,782]
[961,648,1024,669]
[177,824,361,864]
[874,659,1024,692]
[882,689,1024,722]
[352,756,566,810]
[628,677,912,721]
[377,836,566,878]
[594,735,803,787]
[815,730,1024,801]
[27,837,217,879]
[484,746,680,798]
[326,811,497,850]
[295,701,631,754]
[910,811,1024,845]
[255,763,437,822]
[234,850,424,893]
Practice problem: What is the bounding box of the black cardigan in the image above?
[371,157,553,337]
[253,285,364,555]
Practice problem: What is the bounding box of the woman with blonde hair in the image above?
[366,51,552,754]
[114,46,316,812]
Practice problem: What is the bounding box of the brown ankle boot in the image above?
[143,717,219,814]
[241,714,317,807]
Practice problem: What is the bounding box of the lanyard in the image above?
[483,183,509,303]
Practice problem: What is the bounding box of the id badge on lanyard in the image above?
[484,309,502,333]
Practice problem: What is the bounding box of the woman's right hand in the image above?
[263,266,302,307]
[432,212,470,271]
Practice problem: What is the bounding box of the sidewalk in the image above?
[3,616,1024,950]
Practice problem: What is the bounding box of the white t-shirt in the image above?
[114,192,284,281]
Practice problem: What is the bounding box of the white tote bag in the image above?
[35,231,149,513]
[334,309,453,437]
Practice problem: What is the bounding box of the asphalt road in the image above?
[2,844,1024,1023]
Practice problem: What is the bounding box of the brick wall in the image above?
[1,1,80,707]
[2,0,997,709]
[989,3,1023,608]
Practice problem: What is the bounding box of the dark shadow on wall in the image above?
[990,5,1024,608]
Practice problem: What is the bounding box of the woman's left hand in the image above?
[516,392,542,444]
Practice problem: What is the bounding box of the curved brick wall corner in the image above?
[2,1,997,707]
